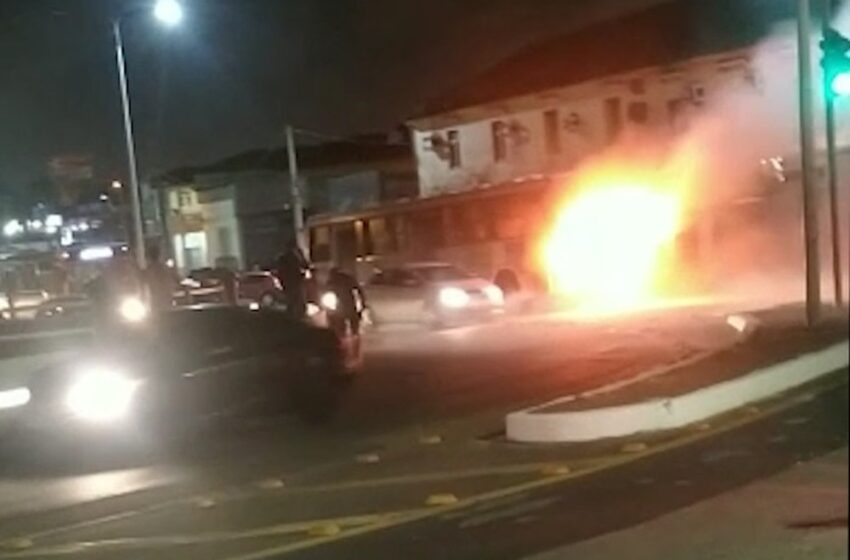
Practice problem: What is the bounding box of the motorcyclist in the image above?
[87,252,143,343]
[324,266,364,369]
[276,239,310,319]
[325,266,364,336]
[143,245,178,312]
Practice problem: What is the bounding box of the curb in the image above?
[506,340,849,443]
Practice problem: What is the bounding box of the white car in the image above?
[363,263,504,327]
[0,290,49,320]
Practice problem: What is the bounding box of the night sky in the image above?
[1,0,665,191]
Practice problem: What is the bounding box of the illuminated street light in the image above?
[153,0,183,26]
[111,180,123,190]
[113,0,183,269]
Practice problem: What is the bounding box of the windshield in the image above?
[410,265,470,282]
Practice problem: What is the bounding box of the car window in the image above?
[395,269,421,286]
[409,265,470,282]
[372,268,420,287]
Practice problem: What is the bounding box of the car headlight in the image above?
[320,291,339,311]
[483,284,505,305]
[118,296,148,323]
[66,368,140,422]
[306,303,321,317]
[0,387,31,410]
[438,286,470,309]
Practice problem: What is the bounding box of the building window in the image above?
[627,101,649,124]
[310,226,331,262]
[447,130,461,169]
[543,109,560,154]
[367,217,395,255]
[218,227,232,256]
[178,190,193,208]
[491,120,508,162]
[604,98,622,143]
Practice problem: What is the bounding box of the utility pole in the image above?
[113,19,146,270]
[796,0,822,325]
[285,125,306,253]
[821,0,845,306]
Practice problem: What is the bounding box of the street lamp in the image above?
[113,0,183,270]
[153,0,183,26]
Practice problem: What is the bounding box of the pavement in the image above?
[0,301,846,559]
[530,446,848,560]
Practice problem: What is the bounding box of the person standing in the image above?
[143,246,178,312]
[1,270,18,320]
[276,239,309,319]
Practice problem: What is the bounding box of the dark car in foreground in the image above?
[0,305,357,447]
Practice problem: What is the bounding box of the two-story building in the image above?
[406,0,798,197]
[157,139,416,273]
[306,0,850,290]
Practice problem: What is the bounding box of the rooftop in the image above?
[415,0,793,119]
[157,137,412,187]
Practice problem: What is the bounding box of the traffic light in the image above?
[820,27,850,98]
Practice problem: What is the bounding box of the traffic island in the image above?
[507,306,849,443]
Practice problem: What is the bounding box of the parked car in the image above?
[238,271,282,307]
[35,295,93,320]
[0,305,360,448]
[0,290,49,320]
[363,263,504,328]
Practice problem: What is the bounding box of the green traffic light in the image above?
[830,71,850,97]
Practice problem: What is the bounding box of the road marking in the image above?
[5,375,843,560]
[355,453,381,464]
[457,496,560,529]
[0,511,421,558]
[425,494,458,507]
[218,378,846,560]
[272,460,610,495]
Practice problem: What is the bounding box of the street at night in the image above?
[2,0,850,558]
[0,303,847,558]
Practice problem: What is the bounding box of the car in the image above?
[238,271,282,307]
[0,305,358,447]
[35,295,93,320]
[363,263,504,328]
[0,290,50,320]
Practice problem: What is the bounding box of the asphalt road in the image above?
[2,305,836,559]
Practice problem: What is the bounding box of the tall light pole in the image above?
[796,0,822,326]
[820,0,846,306]
[112,0,183,270]
[285,125,307,253]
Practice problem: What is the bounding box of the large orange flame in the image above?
[538,144,699,312]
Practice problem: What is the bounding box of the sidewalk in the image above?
[529,447,848,560]
[508,305,849,442]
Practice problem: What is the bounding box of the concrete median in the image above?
[507,311,849,443]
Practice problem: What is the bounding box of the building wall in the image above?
[202,194,242,270]
[410,49,760,197]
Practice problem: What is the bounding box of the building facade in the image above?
[408,48,764,197]
[159,143,416,273]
